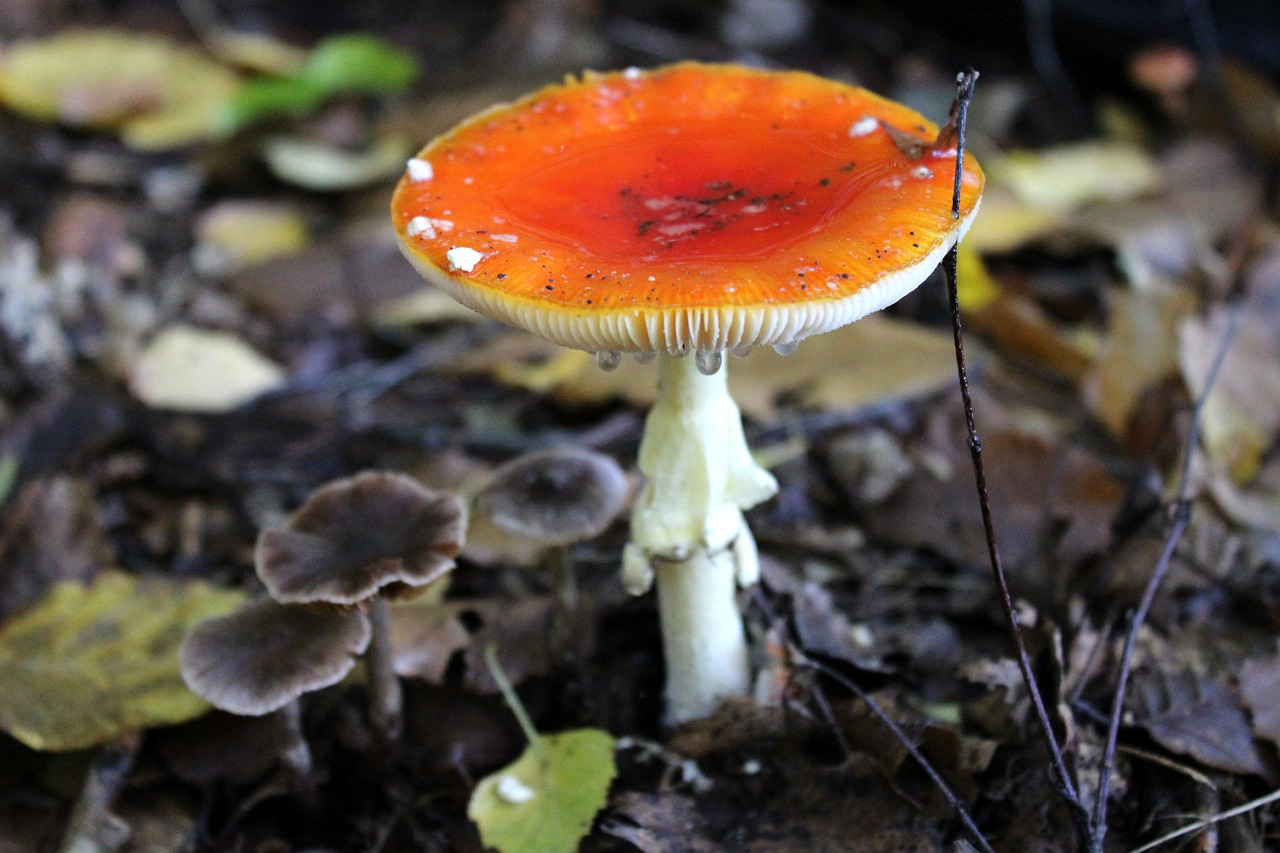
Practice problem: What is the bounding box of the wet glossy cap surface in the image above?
[392,62,984,354]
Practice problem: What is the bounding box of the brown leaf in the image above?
[1180,306,1280,484]
[388,598,471,683]
[0,476,110,622]
[1131,668,1266,775]
[853,396,1121,592]
[601,792,718,853]
[1240,652,1280,748]
[1082,284,1195,442]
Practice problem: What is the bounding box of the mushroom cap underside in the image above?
[392,62,984,354]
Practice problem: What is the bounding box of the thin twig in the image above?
[795,650,995,853]
[1125,785,1280,853]
[1089,289,1244,852]
[1022,0,1090,130]
[940,69,1089,833]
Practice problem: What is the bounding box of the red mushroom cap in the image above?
[391,62,984,355]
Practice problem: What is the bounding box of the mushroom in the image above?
[475,447,628,653]
[391,62,984,723]
[255,471,467,740]
[179,597,372,794]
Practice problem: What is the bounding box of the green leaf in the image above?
[0,572,246,751]
[299,34,417,96]
[218,75,326,134]
[468,729,616,853]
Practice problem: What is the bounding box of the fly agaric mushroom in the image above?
[255,471,467,740]
[391,62,984,723]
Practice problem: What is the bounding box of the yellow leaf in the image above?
[129,325,286,413]
[0,572,245,751]
[992,141,1161,213]
[205,29,307,76]
[0,29,241,150]
[452,316,958,422]
[955,243,999,311]
[468,729,616,853]
[1082,285,1195,440]
[962,187,1060,253]
[1180,309,1280,483]
[372,287,486,328]
[195,201,309,275]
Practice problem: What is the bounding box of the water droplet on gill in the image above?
[695,349,723,375]
[633,351,656,364]
[595,350,622,371]
[670,345,690,358]
[730,345,752,358]
[773,340,799,356]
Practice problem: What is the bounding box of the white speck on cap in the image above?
[496,775,536,804]
[406,158,434,182]
[491,234,519,242]
[657,222,704,237]
[623,67,642,80]
[405,216,436,238]
[848,116,878,137]
[912,165,933,179]
[430,218,454,232]
[447,246,483,272]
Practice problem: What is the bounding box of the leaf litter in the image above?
[0,4,1279,852]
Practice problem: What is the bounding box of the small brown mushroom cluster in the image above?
[181,472,466,754]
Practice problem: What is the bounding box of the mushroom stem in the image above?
[365,597,403,743]
[626,354,778,723]
[279,701,318,806]
[654,546,751,723]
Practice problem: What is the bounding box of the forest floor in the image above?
[1,1,1280,851]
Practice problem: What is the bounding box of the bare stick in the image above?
[796,650,995,853]
[1125,785,1280,853]
[1022,0,1089,129]
[1089,283,1245,852]
[57,737,139,853]
[940,69,1088,833]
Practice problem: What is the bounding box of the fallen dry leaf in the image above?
[0,572,245,751]
[194,200,309,276]
[452,314,958,422]
[0,29,241,149]
[962,186,1061,254]
[262,133,412,191]
[0,476,109,622]
[992,140,1162,213]
[1130,666,1266,776]
[1083,283,1195,441]
[387,594,471,683]
[129,324,286,413]
[1240,651,1280,750]
[966,289,1093,381]
[1179,305,1280,483]
[851,398,1121,588]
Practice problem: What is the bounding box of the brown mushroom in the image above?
[476,447,628,654]
[255,471,467,741]
[179,598,372,796]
